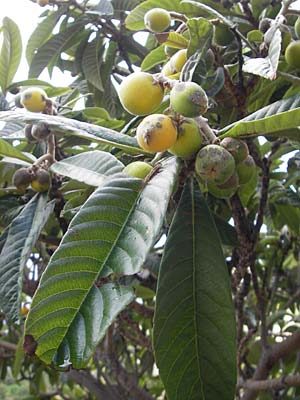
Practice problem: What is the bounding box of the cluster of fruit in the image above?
[13,167,51,193]
[118,8,254,199]
[13,87,53,193]
[196,139,255,199]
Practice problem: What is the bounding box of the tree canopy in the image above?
[1,1,300,399]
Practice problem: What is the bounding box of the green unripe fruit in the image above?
[208,180,238,199]
[31,123,50,141]
[118,72,164,116]
[218,171,239,189]
[195,144,235,185]
[24,124,35,143]
[170,82,208,118]
[220,137,249,163]
[144,8,171,33]
[295,17,300,39]
[169,119,202,159]
[162,49,187,77]
[13,168,32,192]
[31,169,51,192]
[123,161,153,179]
[214,23,235,46]
[285,40,300,69]
[236,155,255,184]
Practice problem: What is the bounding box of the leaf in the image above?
[24,158,180,367]
[219,94,300,139]
[0,111,149,155]
[153,178,236,400]
[0,17,22,93]
[0,194,55,323]
[181,0,235,27]
[53,283,134,369]
[29,22,85,78]
[26,11,61,64]
[87,0,114,16]
[243,29,281,80]
[50,150,124,186]
[213,214,238,247]
[125,0,200,31]
[0,137,33,163]
[82,36,105,91]
[180,18,213,82]
[155,32,189,49]
[186,17,213,58]
[141,45,167,71]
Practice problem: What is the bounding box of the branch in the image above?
[0,340,17,352]
[242,374,300,391]
[242,330,300,400]
[67,369,121,400]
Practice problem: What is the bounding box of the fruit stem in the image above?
[150,152,166,166]
[47,133,56,161]
[195,116,219,144]
[169,12,188,23]
[33,153,55,167]
[278,0,297,20]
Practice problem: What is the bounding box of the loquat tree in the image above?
[1,1,300,399]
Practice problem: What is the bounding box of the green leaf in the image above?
[29,22,85,78]
[181,0,235,27]
[0,17,22,93]
[141,45,167,71]
[82,36,104,91]
[125,0,200,31]
[153,178,236,400]
[186,18,213,58]
[243,29,281,80]
[0,194,55,323]
[0,111,149,155]
[213,214,238,247]
[155,32,189,49]
[26,11,61,64]
[24,158,180,367]
[53,283,134,368]
[219,94,300,139]
[50,150,124,186]
[0,137,34,163]
[87,0,114,16]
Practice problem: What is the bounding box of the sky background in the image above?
[1,0,72,85]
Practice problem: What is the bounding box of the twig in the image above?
[242,374,300,391]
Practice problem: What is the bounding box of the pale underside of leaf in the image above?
[0,194,55,323]
[50,150,124,186]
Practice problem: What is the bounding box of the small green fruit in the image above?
[144,8,171,33]
[236,155,255,184]
[31,169,51,192]
[285,40,300,69]
[118,72,164,116]
[195,144,235,185]
[208,181,238,199]
[170,82,208,118]
[214,23,235,46]
[169,119,202,159]
[31,123,50,141]
[220,137,249,163]
[295,17,300,39]
[13,168,32,192]
[208,172,239,199]
[169,49,187,74]
[123,161,153,179]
